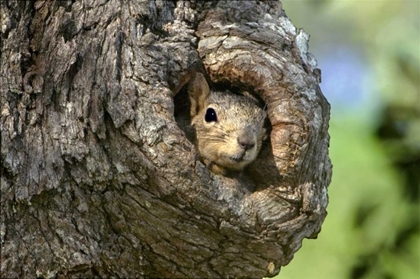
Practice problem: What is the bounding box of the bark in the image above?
[1,1,331,278]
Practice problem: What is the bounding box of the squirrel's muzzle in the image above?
[237,128,256,151]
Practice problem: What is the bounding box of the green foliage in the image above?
[280,117,419,279]
[277,1,420,278]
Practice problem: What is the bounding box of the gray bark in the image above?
[1,0,331,278]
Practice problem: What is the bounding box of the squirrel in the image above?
[187,73,267,175]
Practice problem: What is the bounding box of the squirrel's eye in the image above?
[205,108,217,123]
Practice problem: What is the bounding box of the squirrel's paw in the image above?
[204,159,227,175]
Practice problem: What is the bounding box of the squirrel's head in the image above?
[188,73,267,174]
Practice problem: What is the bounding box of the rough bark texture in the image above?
[1,1,331,278]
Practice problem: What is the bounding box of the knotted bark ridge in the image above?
[1,1,331,278]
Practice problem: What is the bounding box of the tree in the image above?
[0,1,331,278]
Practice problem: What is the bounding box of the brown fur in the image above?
[188,73,267,175]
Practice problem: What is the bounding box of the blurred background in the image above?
[277,0,420,278]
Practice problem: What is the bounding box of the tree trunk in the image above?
[1,1,331,278]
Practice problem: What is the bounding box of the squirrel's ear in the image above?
[188,73,210,117]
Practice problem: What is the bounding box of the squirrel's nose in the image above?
[237,135,255,150]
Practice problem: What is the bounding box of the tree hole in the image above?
[173,75,279,192]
